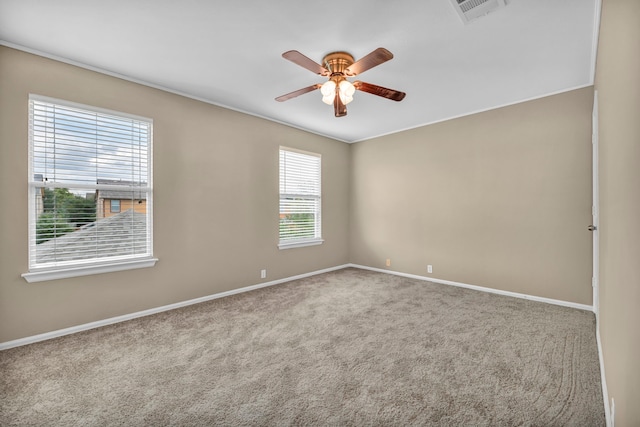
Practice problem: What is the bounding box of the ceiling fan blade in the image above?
[344,48,394,76]
[282,51,330,76]
[353,81,406,102]
[275,84,321,102]
[334,94,347,117]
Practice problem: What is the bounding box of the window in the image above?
[279,147,322,249]
[23,95,156,283]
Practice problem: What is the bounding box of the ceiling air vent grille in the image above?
[450,0,506,24]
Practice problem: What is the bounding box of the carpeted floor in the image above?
[0,268,604,426]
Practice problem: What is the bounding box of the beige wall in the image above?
[350,88,594,305]
[0,46,350,343]
[595,0,640,425]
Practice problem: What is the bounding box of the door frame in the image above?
[592,90,600,317]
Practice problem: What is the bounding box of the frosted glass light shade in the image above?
[322,94,335,105]
[320,80,336,96]
[339,80,355,97]
[339,93,354,104]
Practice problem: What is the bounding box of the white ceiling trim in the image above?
[351,83,595,144]
[3,40,596,145]
[0,40,351,144]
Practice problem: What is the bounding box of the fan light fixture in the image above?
[321,79,355,105]
[276,48,406,117]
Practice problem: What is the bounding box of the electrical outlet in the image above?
[385,259,391,267]
[260,269,266,279]
[427,265,433,274]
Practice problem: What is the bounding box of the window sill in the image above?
[22,257,159,283]
[278,239,324,250]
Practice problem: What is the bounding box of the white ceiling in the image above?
[0,0,599,143]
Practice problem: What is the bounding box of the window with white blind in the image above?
[23,95,156,283]
[279,147,323,249]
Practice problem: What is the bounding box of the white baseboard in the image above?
[0,264,351,351]
[596,318,612,426]
[1,263,594,350]
[348,264,594,312]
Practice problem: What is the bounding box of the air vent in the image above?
[449,0,506,24]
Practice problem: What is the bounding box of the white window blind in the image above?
[26,95,154,278]
[279,147,322,248]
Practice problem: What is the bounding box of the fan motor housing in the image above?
[323,52,354,75]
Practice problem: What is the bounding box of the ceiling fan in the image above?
[275,48,406,117]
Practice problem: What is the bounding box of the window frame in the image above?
[278,146,323,250]
[22,95,157,283]
[110,199,121,213]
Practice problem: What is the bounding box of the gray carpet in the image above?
[0,268,604,426]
